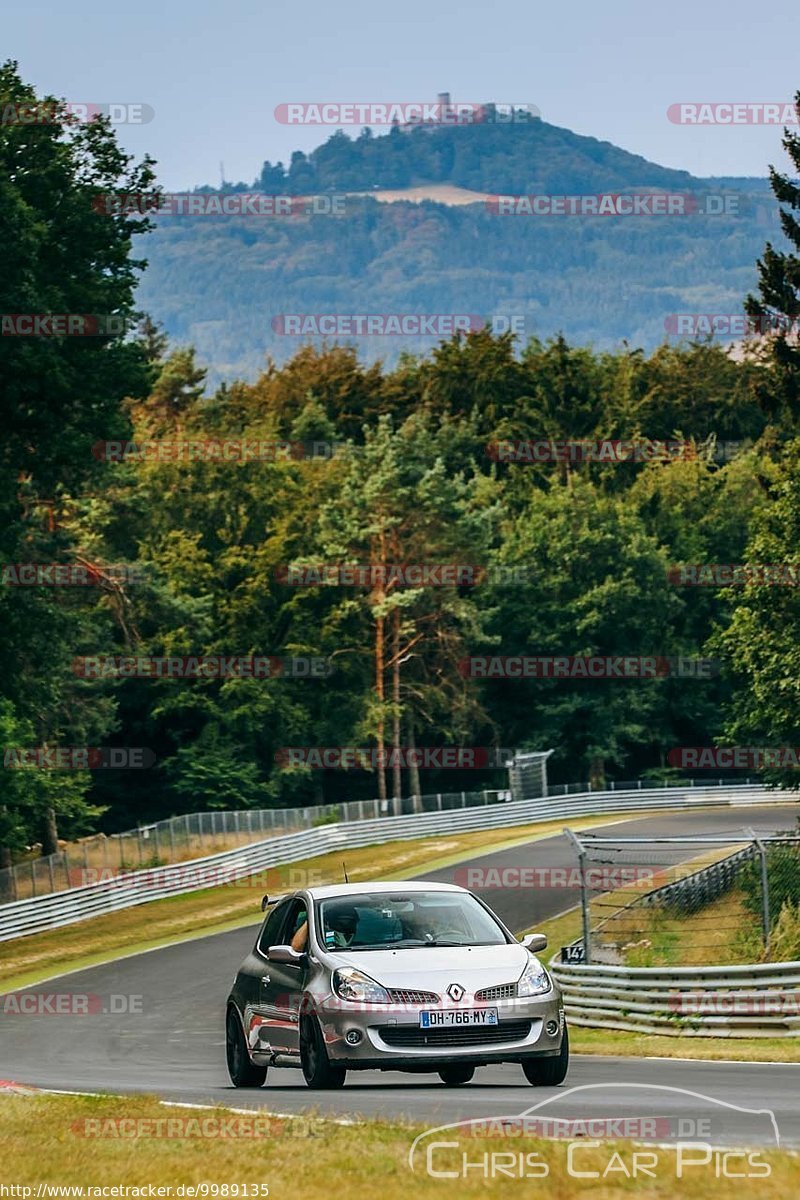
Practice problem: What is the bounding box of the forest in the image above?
[2,60,800,863]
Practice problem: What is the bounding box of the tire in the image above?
[226,1007,267,1088]
[522,1025,569,1086]
[438,1064,475,1086]
[300,1015,346,1089]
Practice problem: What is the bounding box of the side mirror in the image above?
[267,943,305,965]
[521,932,547,953]
[261,895,270,912]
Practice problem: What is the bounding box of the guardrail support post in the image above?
[563,827,591,964]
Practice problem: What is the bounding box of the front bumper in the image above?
[317,992,565,1067]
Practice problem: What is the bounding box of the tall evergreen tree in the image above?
[745,91,800,427]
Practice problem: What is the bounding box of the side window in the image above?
[284,902,309,950]
[258,900,291,954]
[284,899,309,945]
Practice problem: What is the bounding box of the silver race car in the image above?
[226,881,568,1089]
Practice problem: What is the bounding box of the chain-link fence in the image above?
[0,787,514,904]
[0,772,766,905]
[562,827,800,965]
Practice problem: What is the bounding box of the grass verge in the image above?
[0,1092,797,1198]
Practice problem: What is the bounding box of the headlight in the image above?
[332,967,391,1004]
[517,956,551,997]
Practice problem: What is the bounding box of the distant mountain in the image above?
[210,117,775,198]
[136,120,782,385]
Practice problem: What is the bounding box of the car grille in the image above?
[474,983,517,1001]
[387,988,441,1005]
[379,1021,532,1048]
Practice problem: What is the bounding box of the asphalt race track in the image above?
[2,805,799,1146]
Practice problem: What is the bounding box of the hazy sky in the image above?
[6,0,800,190]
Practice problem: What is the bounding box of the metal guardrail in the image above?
[0,775,762,904]
[0,789,513,903]
[636,844,759,913]
[550,958,800,1037]
[0,783,779,942]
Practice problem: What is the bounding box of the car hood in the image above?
[328,942,534,993]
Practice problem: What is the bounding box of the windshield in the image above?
[316,891,508,950]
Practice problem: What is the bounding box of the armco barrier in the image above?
[550,958,800,1037]
[0,784,781,941]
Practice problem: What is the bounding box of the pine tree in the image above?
[745,91,800,426]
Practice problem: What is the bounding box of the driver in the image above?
[290,903,359,953]
[326,904,359,948]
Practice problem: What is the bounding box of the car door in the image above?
[236,899,293,1055]
[259,896,310,1056]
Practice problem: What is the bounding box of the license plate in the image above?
[419,1007,499,1027]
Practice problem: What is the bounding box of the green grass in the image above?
[1,1092,798,1198]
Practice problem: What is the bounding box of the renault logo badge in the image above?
[447,983,465,1002]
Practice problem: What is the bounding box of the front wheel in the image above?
[522,1026,569,1086]
[438,1064,475,1086]
[300,1015,346,1089]
[226,1008,267,1088]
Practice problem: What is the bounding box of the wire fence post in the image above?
[564,827,592,964]
[746,827,771,953]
